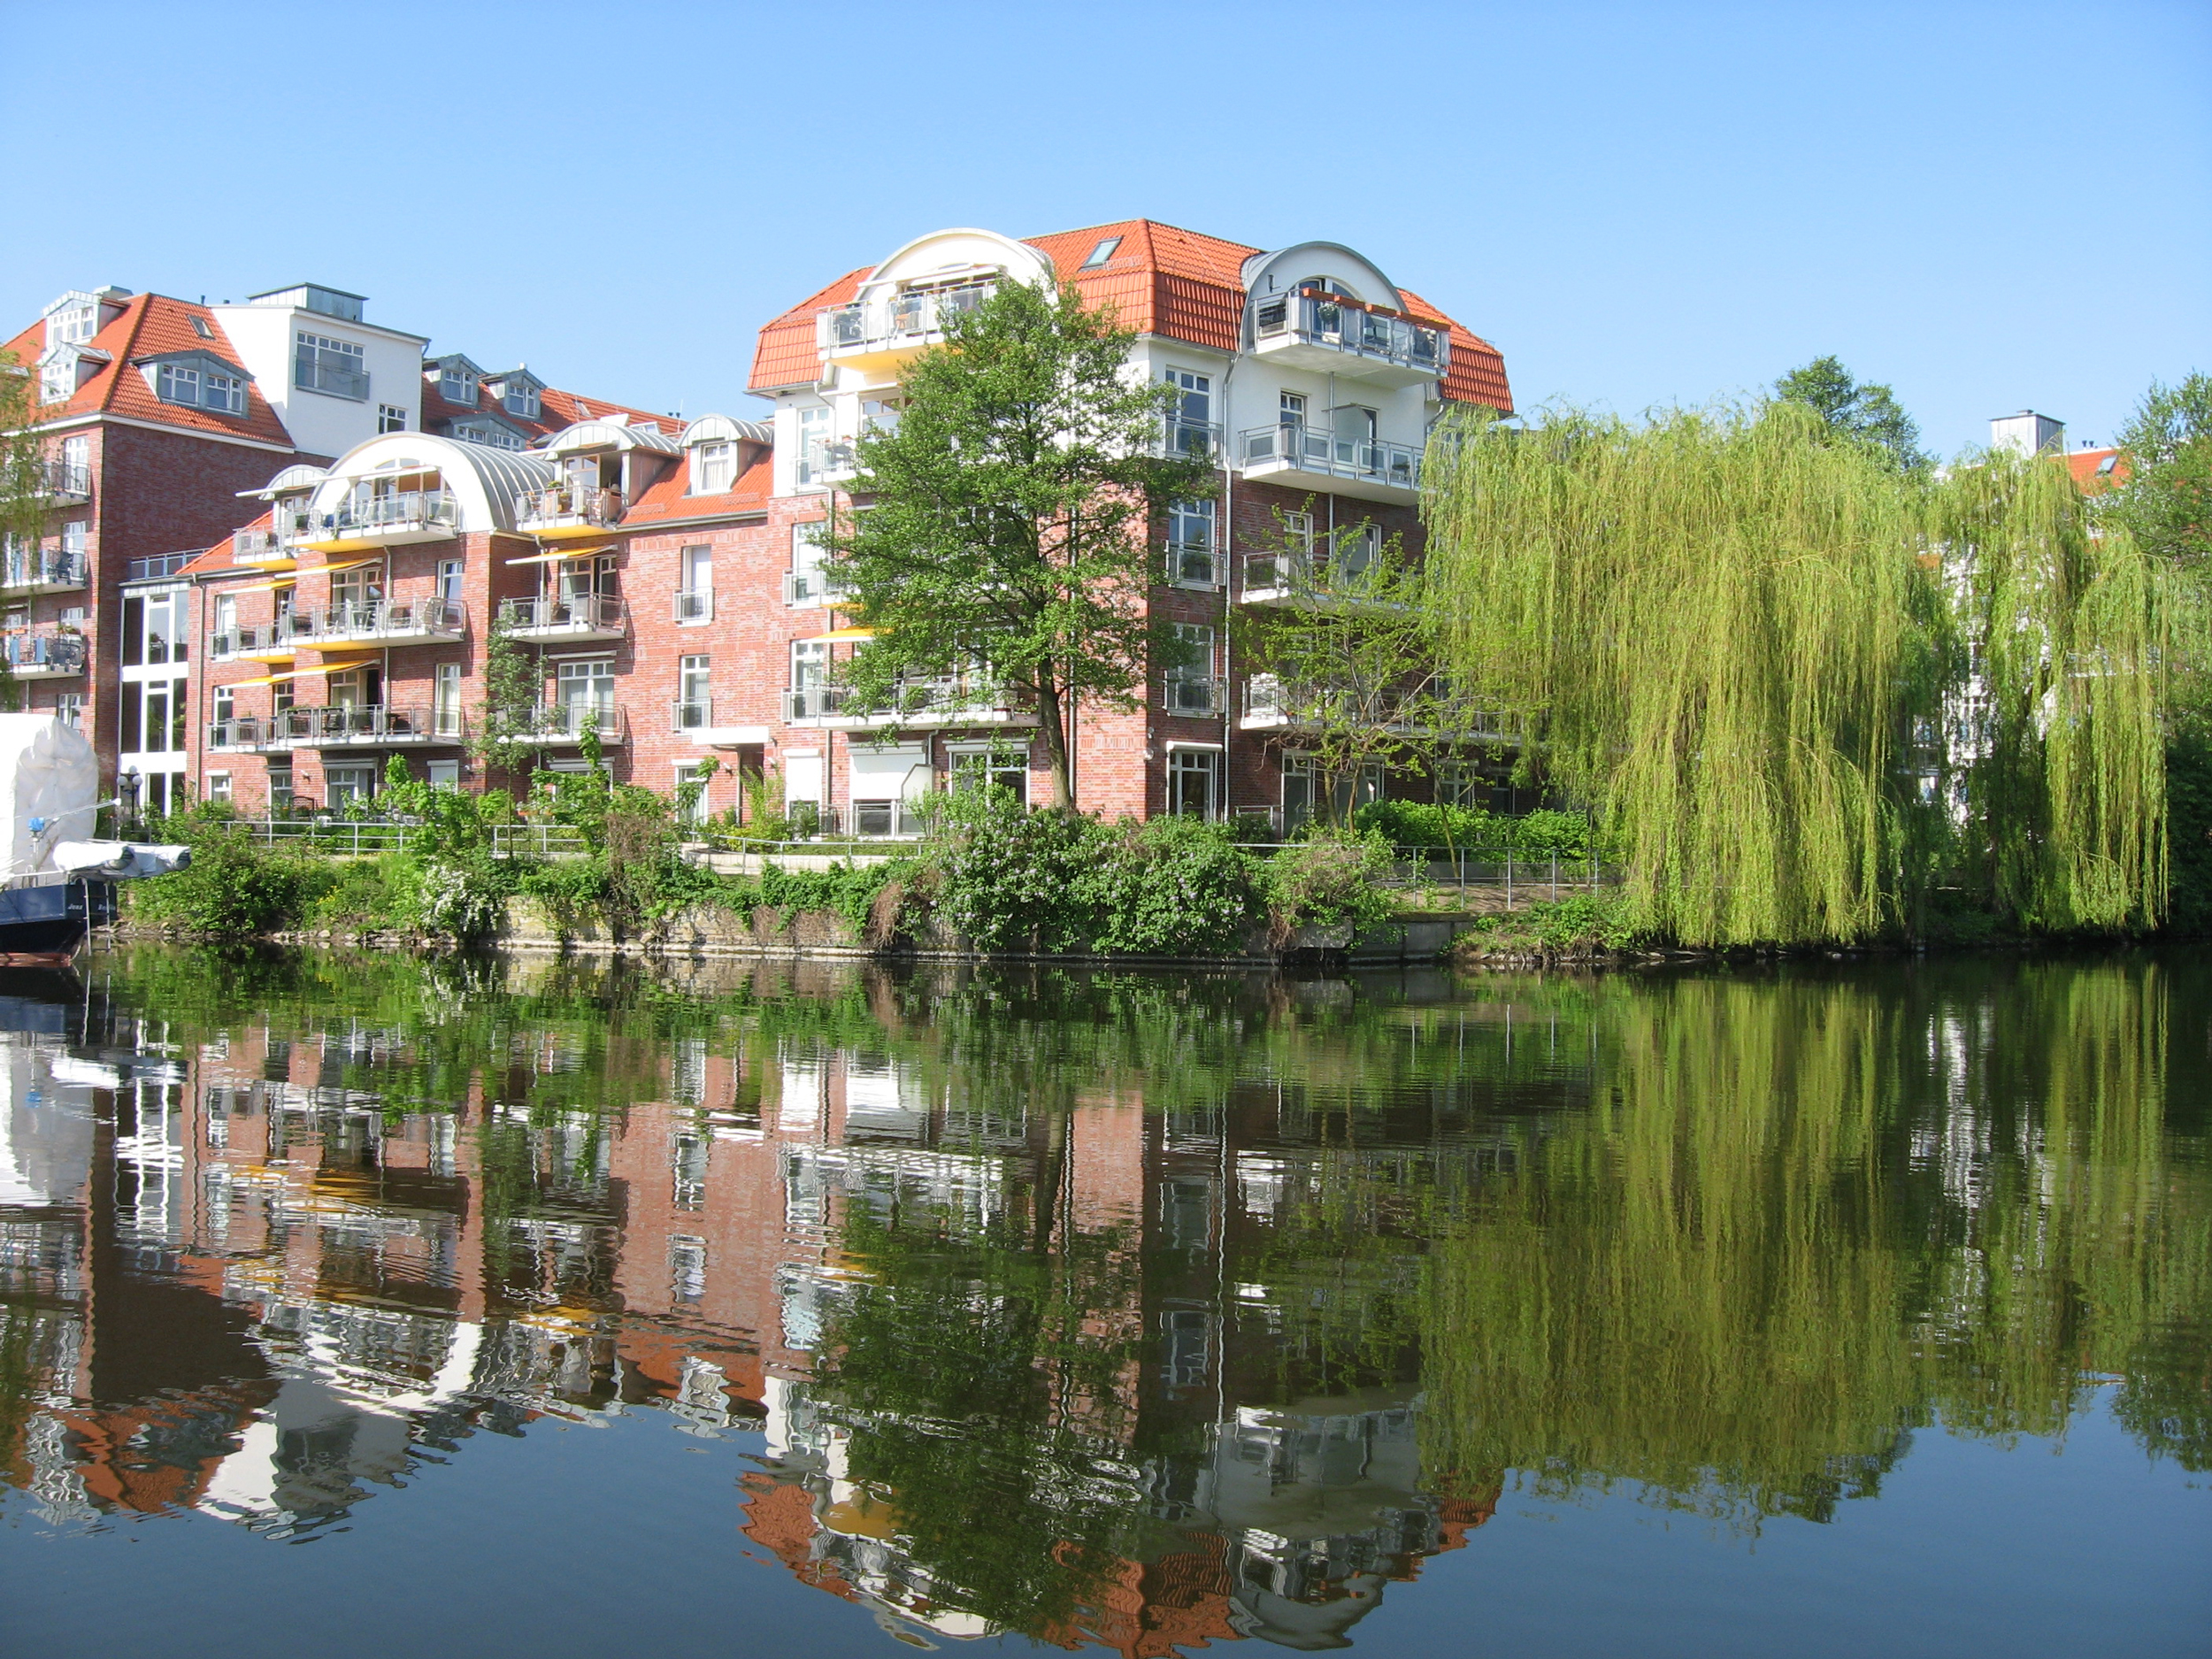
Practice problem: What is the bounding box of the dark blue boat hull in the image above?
[0,879,111,960]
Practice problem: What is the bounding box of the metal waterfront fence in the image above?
[237,818,589,858]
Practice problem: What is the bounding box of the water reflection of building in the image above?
[0,970,1513,1647]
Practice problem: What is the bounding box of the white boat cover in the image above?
[0,715,99,877]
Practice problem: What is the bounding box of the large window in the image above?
[326,764,377,810]
[557,658,616,721]
[295,332,368,400]
[378,403,408,433]
[1164,624,1217,713]
[692,442,734,495]
[676,655,711,729]
[1167,497,1218,588]
[787,522,830,605]
[1168,749,1222,819]
[122,593,188,668]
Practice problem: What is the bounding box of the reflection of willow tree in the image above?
[810,1210,1165,1634]
[1421,966,2212,1529]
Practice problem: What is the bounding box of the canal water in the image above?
[0,948,2203,1657]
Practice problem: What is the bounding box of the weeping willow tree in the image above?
[1424,403,2175,944]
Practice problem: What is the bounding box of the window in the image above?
[426,759,461,789]
[433,663,463,737]
[440,364,476,406]
[204,370,245,413]
[452,419,525,451]
[325,764,377,810]
[47,304,96,346]
[860,396,901,436]
[1081,235,1123,269]
[295,332,367,400]
[672,1133,709,1209]
[267,764,293,812]
[1168,749,1222,818]
[1164,369,1210,426]
[671,1237,708,1303]
[40,355,75,403]
[157,363,199,406]
[213,686,235,724]
[1333,521,1379,581]
[272,676,295,715]
[676,654,710,730]
[675,761,715,825]
[56,694,81,729]
[678,545,711,621]
[501,381,540,419]
[60,520,87,559]
[692,441,734,495]
[212,594,237,651]
[557,658,616,721]
[795,404,833,486]
[155,360,244,413]
[121,677,188,756]
[950,748,1027,805]
[378,403,408,434]
[123,593,188,667]
[1434,762,1483,809]
[787,521,829,604]
[437,558,464,604]
[1167,497,1217,588]
[789,640,827,716]
[206,772,232,803]
[190,316,214,340]
[1164,625,1217,713]
[1280,389,1306,429]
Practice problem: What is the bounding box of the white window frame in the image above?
[295,331,368,400]
[378,403,408,433]
[441,365,477,406]
[1168,497,1219,588]
[691,441,735,495]
[787,522,829,605]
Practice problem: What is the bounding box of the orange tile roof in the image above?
[623,450,774,523]
[2067,446,2132,493]
[747,219,1515,415]
[419,376,682,448]
[178,511,274,578]
[4,294,296,446]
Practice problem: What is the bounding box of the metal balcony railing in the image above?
[1166,539,1220,589]
[292,703,442,746]
[1,630,85,674]
[820,281,995,353]
[495,593,627,635]
[672,698,714,733]
[233,528,293,563]
[1239,544,1380,597]
[1,550,87,590]
[674,587,712,623]
[784,678,1023,726]
[784,684,835,721]
[516,485,623,529]
[311,489,459,541]
[783,568,849,607]
[1159,416,1222,459]
[514,702,626,742]
[1252,291,1449,376]
[1162,675,1225,716]
[288,598,465,647]
[1237,424,1423,491]
[37,459,91,500]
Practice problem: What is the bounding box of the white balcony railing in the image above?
[783,567,849,607]
[819,281,995,357]
[209,704,453,751]
[36,460,91,502]
[672,698,713,733]
[1237,425,1422,494]
[495,594,627,639]
[674,587,712,623]
[516,485,623,533]
[511,701,627,744]
[1,629,85,676]
[1252,291,1448,379]
[1162,675,1225,716]
[288,598,466,649]
[1,550,87,592]
[307,489,460,543]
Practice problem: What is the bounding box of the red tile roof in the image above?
[3,294,296,446]
[177,511,273,578]
[622,449,774,523]
[747,219,1514,414]
[419,377,682,448]
[2067,446,2132,493]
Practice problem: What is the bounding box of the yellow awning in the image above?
[799,627,881,643]
[225,658,376,687]
[226,577,297,595]
[311,556,384,574]
[506,546,614,565]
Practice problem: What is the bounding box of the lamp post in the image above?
[119,766,141,836]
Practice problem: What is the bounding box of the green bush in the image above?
[1084,817,1262,956]
[303,855,418,931]
[926,790,1108,952]
[1263,831,1397,941]
[123,817,322,934]
[1352,798,1595,857]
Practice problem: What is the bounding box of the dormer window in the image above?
[441,364,477,407]
[46,304,97,347]
[39,353,76,404]
[489,369,544,420]
[692,442,735,495]
[450,416,526,451]
[190,316,215,340]
[151,359,247,414]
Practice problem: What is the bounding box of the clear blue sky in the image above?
[4,0,2205,456]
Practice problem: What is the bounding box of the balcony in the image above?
[495,593,626,642]
[1,629,85,679]
[232,529,296,566]
[672,698,772,748]
[1,550,87,595]
[1166,539,1221,590]
[208,705,460,752]
[783,568,850,607]
[1162,675,1225,717]
[1250,291,1448,388]
[516,485,624,539]
[211,616,309,662]
[1239,674,1512,740]
[1237,546,1389,607]
[35,460,91,505]
[510,702,628,746]
[784,679,1037,732]
[288,598,466,649]
[300,489,460,552]
[674,587,712,624]
[1158,416,1222,460]
[1236,424,1423,503]
[795,435,856,488]
[817,281,994,373]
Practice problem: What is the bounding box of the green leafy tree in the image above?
[470,616,542,783]
[2106,372,2212,568]
[0,354,46,712]
[1234,518,1460,826]
[826,280,1215,810]
[1774,355,1928,472]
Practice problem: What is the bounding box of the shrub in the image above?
[124,818,321,934]
[1083,818,1262,956]
[927,790,1107,953]
[1263,830,1397,943]
[303,855,418,932]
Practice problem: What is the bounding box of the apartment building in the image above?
[174,219,1514,827]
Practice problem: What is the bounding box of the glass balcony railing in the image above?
[674,587,712,623]
[784,678,1026,728]
[0,629,85,675]
[671,698,715,733]
[288,598,466,648]
[1252,291,1448,377]
[516,486,623,532]
[36,459,91,501]
[308,489,459,542]
[209,705,451,751]
[820,282,995,356]
[1162,674,1225,716]
[1237,424,1423,492]
[1,550,87,591]
[1167,539,1221,589]
[233,529,293,563]
[495,595,626,637]
[514,702,626,743]
[1159,416,1222,459]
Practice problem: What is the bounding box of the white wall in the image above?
[214,302,428,461]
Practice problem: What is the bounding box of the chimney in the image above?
[1991,410,2064,456]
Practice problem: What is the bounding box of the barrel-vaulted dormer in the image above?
[1237,242,1448,389]
[297,433,555,554]
[816,227,1056,380]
